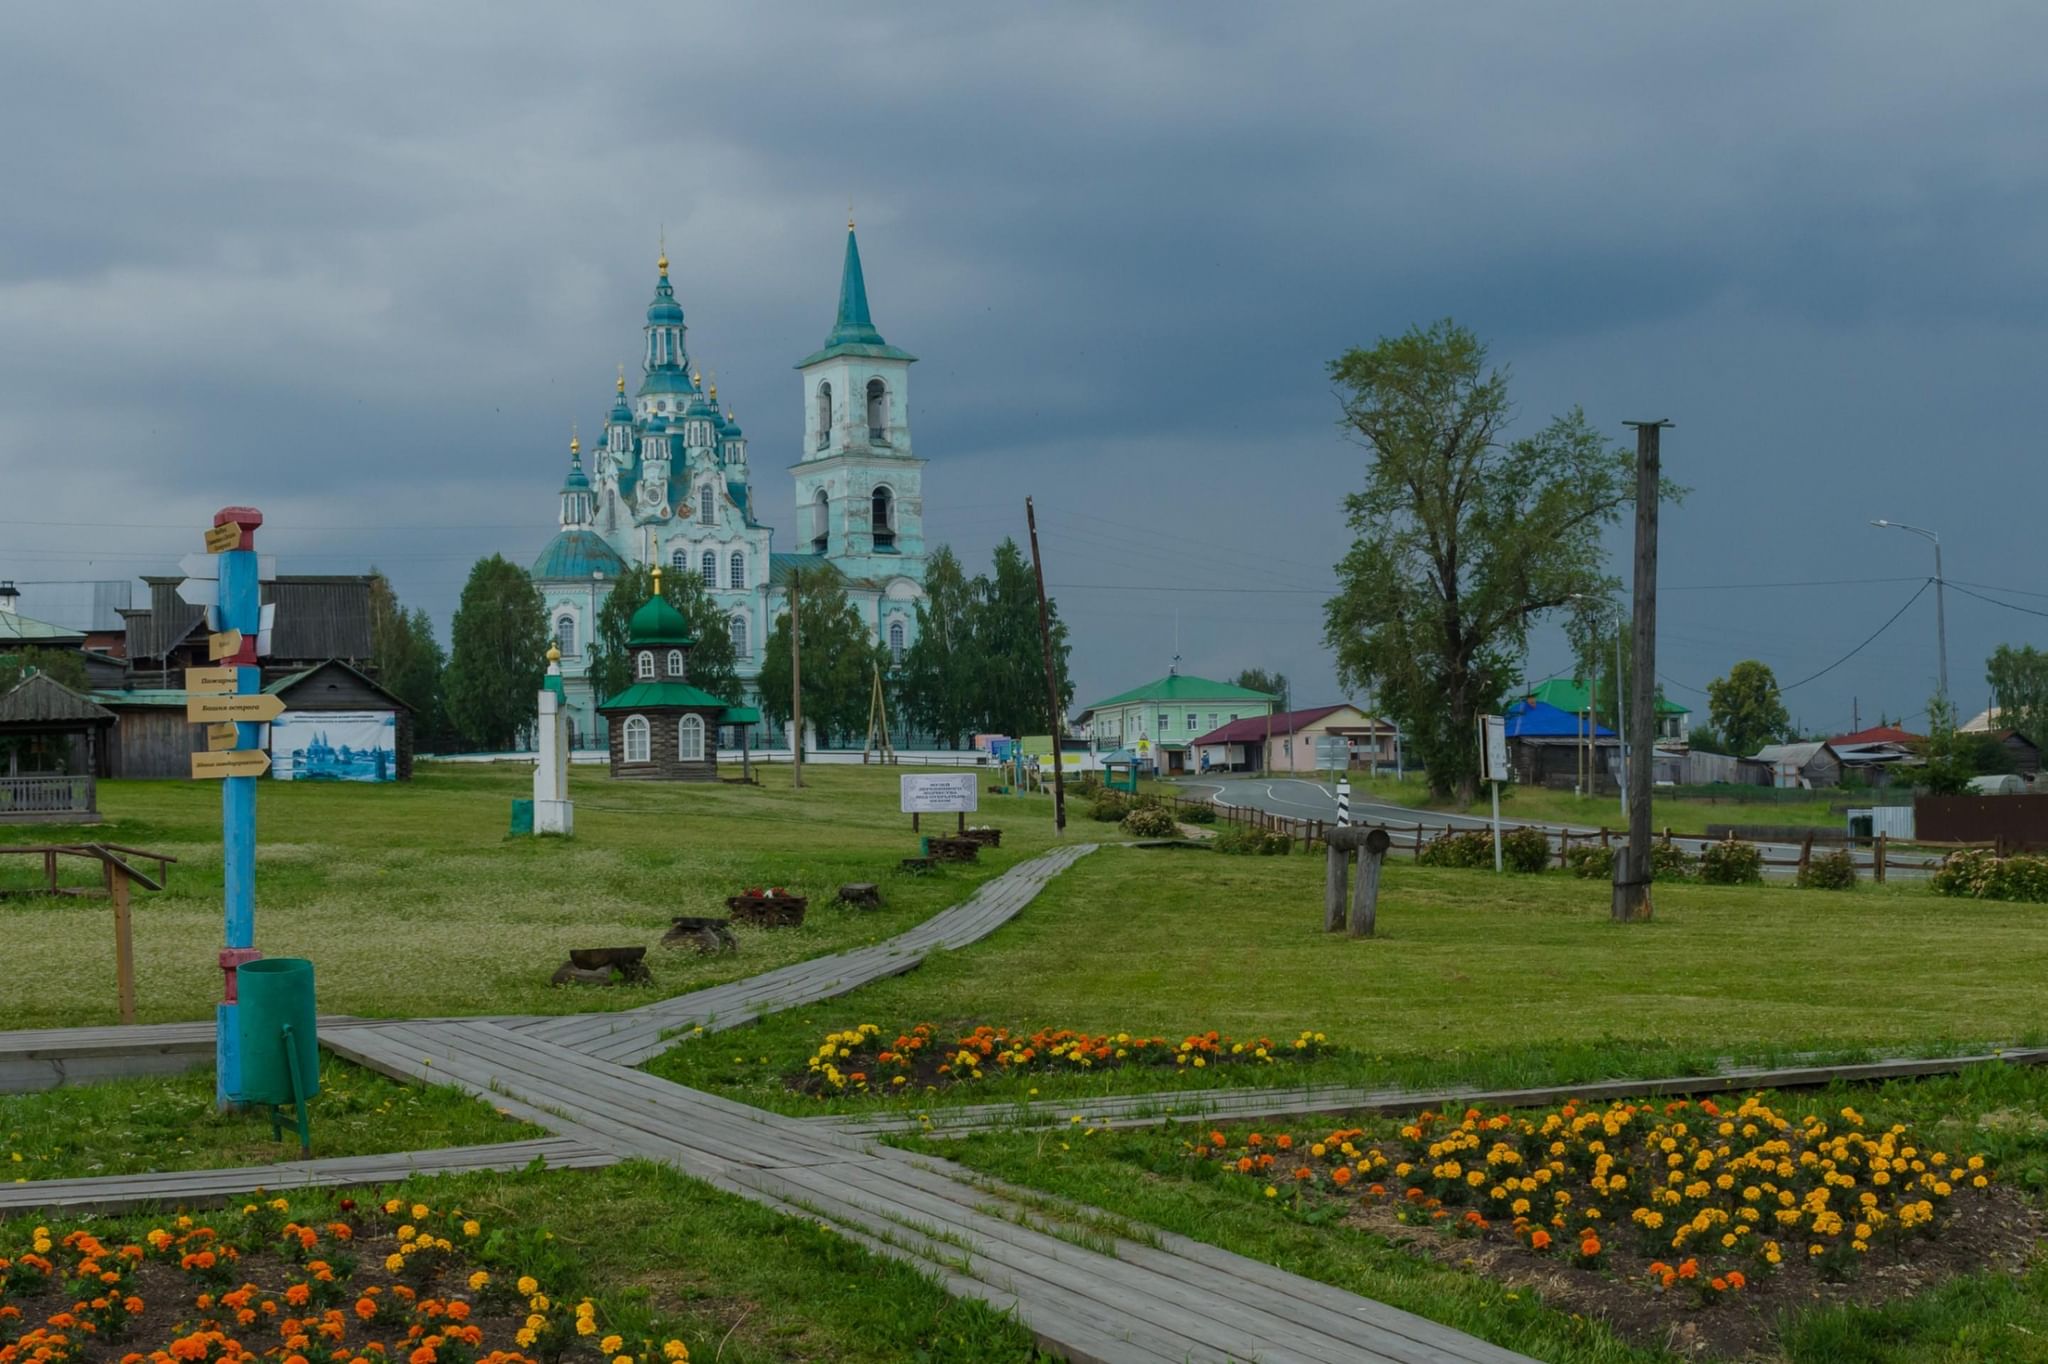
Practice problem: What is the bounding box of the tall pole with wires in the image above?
[1870,520,1948,705]
[1025,498,1066,833]
[1614,420,1668,924]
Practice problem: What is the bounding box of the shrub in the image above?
[1931,848,2048,902]
[1797,847,1857,891]
[1650,841,1695,882]
[1698,840,1765,886]
[1120,805,1178,838]
[1176,802,1217,824]
[1565,845,1615,880]
[1501,827,1552,874]
[1089,791,1131,822]
[1216,826,1293,855]
[1417,830,1494,869]
[1069,774,1103,799]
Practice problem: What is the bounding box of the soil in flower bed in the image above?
[794,1022,1335,1096]
[0,1195,695,1364]
[1197,1094,2040,1360]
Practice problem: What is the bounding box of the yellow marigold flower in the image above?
[468,1271,489,1291]
[1264,1186,1277,1198]
[517,1277,539,1296]
[577,1320,597,1337]
[530,1294,550,1312]
[515,1330,537,1348]
[662,1341,690,1361]
[410,1203,429,1220]
[462,1221,480,1238]
[385,1254,406,1273]
[600,1335,623,1354]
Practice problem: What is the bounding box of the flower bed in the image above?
[799,1022,1336,1095]
[1191,1094,2035,1357]
[0,1197,691,1364]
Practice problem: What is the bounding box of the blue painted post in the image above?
[214,506,264,1107]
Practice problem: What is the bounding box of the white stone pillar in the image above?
[534,678,574,835]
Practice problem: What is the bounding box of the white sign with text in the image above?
[901,773,980,814]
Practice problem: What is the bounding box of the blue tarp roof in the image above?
[1505,698,1614,738]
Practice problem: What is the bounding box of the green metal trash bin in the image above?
[236,957,320,1150]
[509,798,534,836]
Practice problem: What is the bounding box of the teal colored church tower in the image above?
[529,224,930,749]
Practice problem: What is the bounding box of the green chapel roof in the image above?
[627,591,694,646]
[599,680,731,712]
[795,225,916,368]
[1084,674,1277,710]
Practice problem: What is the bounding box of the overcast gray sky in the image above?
[3,3,2043,734]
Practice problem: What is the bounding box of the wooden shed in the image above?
[0,673,114,822]
[265,660,414,781]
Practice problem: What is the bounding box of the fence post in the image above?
[110,863,137,1026]
[1874,831,1887,884]
[1351,828,1390,938]
[1798,832,1814,876]
[1600,827,1611,850]
[1324,841,1348,932]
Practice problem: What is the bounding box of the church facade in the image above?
[532,224,929,747]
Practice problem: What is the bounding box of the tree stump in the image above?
[837,883,883,909]
[1350,827,1390,938]
[727,893,808,927]
[552,947,651,986]
[958,827,1003,847]
[660,916,737,954]
[926,836,981,863]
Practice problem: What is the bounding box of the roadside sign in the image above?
[185,666,238,693]
[206,722,240,750]
[900,772,980,814]
[185,693,285,724]
[207,630,244,661]
[191,749,272,779]
[1480,715,1510,783]
[204,524,242,553]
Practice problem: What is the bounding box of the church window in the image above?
[871,486,895,548]
[729,551,746,589]
[730,613,748,658]
[888,620,906,663]
[636,651,655,681]
[678,713,705,762]
[699,483,714,523]
[866,379,889,442]
[816,383,831,448]
[700,550,717,586]
[658,399,668,412]
[670,550,686,572]
[554,614,577,656]
[666,649,685,678]
[812,489,830,553]
[622,715,650,764]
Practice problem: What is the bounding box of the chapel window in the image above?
[636,651,655,681]
[622,715,650,763]
[667,649,684,678]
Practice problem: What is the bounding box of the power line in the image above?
[1948,582,2048,620]
[1776,579,1931,693]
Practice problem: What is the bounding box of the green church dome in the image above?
[628,587,694,646]
[532,529,627,581]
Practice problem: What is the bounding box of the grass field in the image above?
[0,1058,538,1180]
[928,1063,2048,1364]
[0,763,1056,1030]
[649,843,2048,1113]
[1310,773,1851,834]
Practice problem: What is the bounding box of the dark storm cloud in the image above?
[3,2,2044,730]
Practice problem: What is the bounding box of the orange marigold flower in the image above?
[1677,1259,1699,1280]
[1275,1135,1293,1150]
[1726,1271,1747,1290]
[1331,1168,1353,1186]
[1529,1230,1552,1250]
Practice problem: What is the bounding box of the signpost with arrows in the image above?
[186,507,269,1107]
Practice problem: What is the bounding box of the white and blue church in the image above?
[532,223,929,746]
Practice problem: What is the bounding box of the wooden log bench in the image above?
[727,893,807,927]
[550,946,652,987]
[836,883,883,909]
[659,916,738,954]
[925,836,981,864]
[957,827,1002,848]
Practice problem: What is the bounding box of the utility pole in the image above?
[1025,497,1066,832]
[1614,420,1668,923]
[1870,520,1949,705]
[789,570,804,790]
[1613,618,1627,820]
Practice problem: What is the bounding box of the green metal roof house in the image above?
[1523,677,1689,743]
[1074,671,1277,775]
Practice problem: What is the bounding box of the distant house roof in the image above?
[128,575,376,663]
[1829,724,1925,746]
[264,659,411,713]
[1525,677,1687,717]
[0,611,87,647]
[1190,705,1363,747]
[1506,699,1614,739]
[1961,707,2003,734]
[1752,742,1840,768]
[1084,673,1276,712]
[0,672,114,730]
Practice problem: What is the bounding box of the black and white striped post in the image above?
[1336,776,1351,827]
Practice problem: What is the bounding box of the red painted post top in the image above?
[213,507,264,550]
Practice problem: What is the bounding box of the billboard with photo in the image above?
[270,710,397,782]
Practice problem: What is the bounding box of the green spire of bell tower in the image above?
[828,220,885,348]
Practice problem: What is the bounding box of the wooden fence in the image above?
[0,774,97,824]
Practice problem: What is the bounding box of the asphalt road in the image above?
[1176,775,1934,880]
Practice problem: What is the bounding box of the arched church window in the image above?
[871,486,895,548]
[866,379,888,442]
[730,613,748,658]
[622,715,650,764]
[555,614,576,656]
[667,649,684,678]
[815,383,831,449]
[636,651,655,681]
[670,550,686,572]
[888,619,906,663]
[700,550,717,586]
[812,489,830,553]
[678,713,705,762]
[729,551,746,590]
[699,483,714,523]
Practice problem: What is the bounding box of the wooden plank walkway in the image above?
[0,1016,363,1093]
[0,1137,616,1214]
[812,1046,2048,1138]
[510,843,1098,1065]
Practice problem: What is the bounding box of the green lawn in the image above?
[2,763,1063,1030]
[1304,772,1851,835]
[926,1063,2048,1364]
[649,844,2048,1113]
[1,1058,538,1180]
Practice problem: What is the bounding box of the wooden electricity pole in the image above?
[1613,419,1669,922]
[789,569,804,790]
[1025,497,1067,832]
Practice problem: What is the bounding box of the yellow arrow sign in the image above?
[204,523,241,553]
[186,693,285,724]
[185,666,238,694]
[207,630,244,661]
[206,722,240,750]
[191,749,271,779]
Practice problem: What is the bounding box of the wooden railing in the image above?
[0,774,97,822]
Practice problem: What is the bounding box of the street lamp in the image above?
[1869,519,1949,705]
[1569,593,1628,818]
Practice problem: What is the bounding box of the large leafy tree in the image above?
[368,572,451,750]
[757,570,888,746]
[896,546,978,747]
[1706,659,1790,756]
[0,646,89,695]
[1322,320,1647,802]
[970,538,1073,741]
[1986,644,2048,736]
[586,564,740,706]
[1231,669,1289,711]
[445,554,547,750]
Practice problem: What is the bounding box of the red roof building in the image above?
[1828,724,1925,747]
